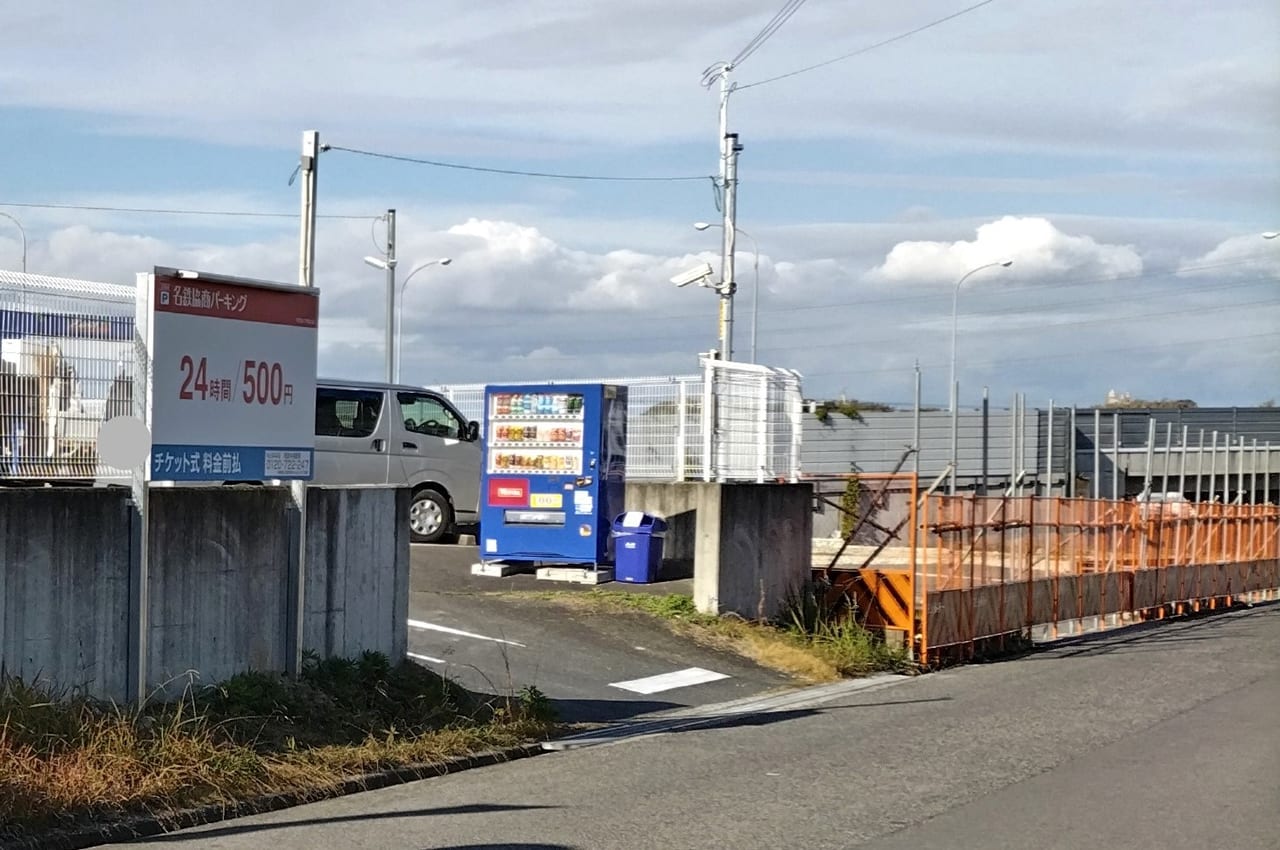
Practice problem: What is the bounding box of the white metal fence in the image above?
[1,270,136,481]
[703,356,804,483]
[429,359,804,483]
[1,268,804,485]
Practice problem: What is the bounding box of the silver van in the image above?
[313,378,482,544]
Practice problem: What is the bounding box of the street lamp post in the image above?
[0,211,27,272]
[394,258,451,383]
[695,221,760,363]
[948,259,1013,494]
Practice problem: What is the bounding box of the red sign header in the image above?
[154,275,318,328]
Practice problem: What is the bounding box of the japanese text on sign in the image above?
[177,356,295,406]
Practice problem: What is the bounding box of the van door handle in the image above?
[403,441,418,450]
[372,439,385,451]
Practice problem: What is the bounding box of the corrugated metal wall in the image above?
[800,405,1280,501]
[802,408,1072,487]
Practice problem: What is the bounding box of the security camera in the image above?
[671,262,715,288]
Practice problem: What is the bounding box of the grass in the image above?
[509,585,911,684]
[0,651,556,841]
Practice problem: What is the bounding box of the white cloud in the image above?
[870,216,1144,285]
[1177,233,1280,278]
[5,211,1277,409]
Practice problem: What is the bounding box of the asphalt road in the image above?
[404,543,785,723]
[107,602,1280,849]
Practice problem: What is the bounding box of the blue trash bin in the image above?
[611,512,668,584]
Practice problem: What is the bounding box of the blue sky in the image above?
[1,0,1277,408]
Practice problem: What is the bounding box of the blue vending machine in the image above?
[479,383,628,567]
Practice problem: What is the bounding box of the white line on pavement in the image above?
[406,619,527,648]
[609,667,731,695]
[406,651,447,664]
[547,673,914,751]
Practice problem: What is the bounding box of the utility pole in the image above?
[708,62,743,362]
[383,209,397,384]
[298,131,319,287]
[719,133,742,362]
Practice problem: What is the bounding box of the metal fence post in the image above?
[702,357,715,482]
[756,371,767,483]
[675,379,687,482]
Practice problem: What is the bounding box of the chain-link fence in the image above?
[1,270,136,481]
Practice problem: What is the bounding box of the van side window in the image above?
[397,392,463,440]
[316,388,383,437]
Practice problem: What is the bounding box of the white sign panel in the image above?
[141,268,318,481]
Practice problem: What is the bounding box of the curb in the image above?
[0,742,546,850]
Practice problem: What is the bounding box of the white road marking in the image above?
[406,619,527,648]
[609,667,731,695]
[547,673,913,751]
[406,651,447,664]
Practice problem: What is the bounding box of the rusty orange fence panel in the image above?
[914,494,1280,664]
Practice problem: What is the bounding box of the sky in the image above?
[0,0,1277,410]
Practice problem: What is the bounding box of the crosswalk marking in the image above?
[609,667,730,695]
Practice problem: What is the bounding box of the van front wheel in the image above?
[409,488,454,544]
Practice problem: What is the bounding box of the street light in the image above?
[0,211,27,272]
[948,259,1013,495]
[695,221,760,363]
[949,260,1014,413]
[394,258,451,384]
[1263,231,1279,239]
[363,252,397,383]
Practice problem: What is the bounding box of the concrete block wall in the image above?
[0,489,133,699]
[146,488,294,692]
[0,485,409,703]
[625,481,814,620]
[305,486,410,662]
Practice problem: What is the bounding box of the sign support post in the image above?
[293,131,319,678]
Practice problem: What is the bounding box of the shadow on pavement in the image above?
[132,804,561,844]
[550,697,682,723]
[426,845,579,849]
[1034,603,1275,659]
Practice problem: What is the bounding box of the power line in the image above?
[798,330,1280,380]
[321,144,715,183]
[738,0,1001,91]
[458,294,1279,361]
[730,0,810,68]
[755,296,1280,355]
[0,200,374,221]
[407,260,1278,337]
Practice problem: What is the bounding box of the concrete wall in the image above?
[715,484,813,620]
[147,488,294,691]
[0,489,132,699]
[625,481,813,620]
[305,486,410,662]
[0,485,409,703]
